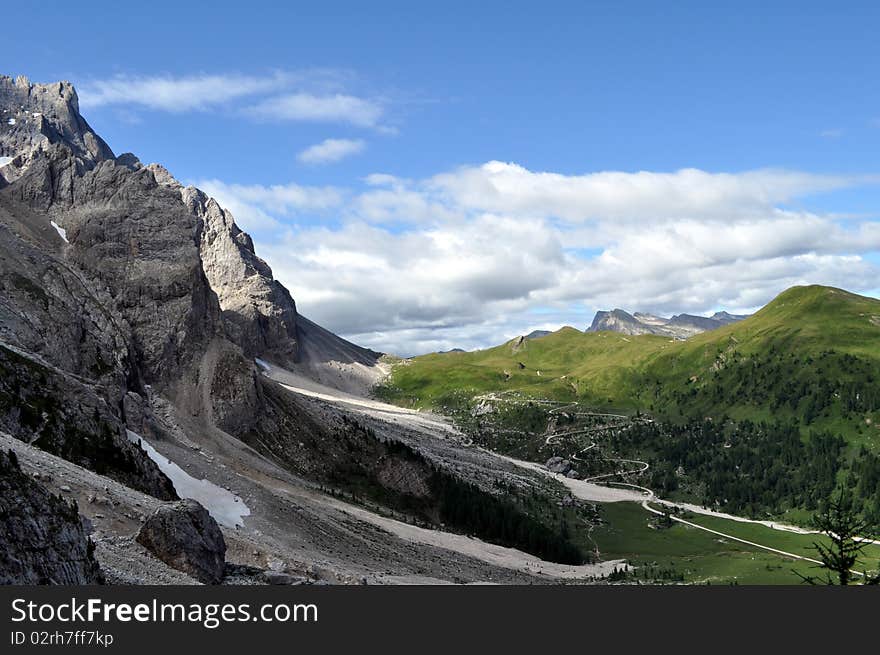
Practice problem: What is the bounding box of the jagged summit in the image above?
[587,305,749,338]
[587,309,656,336]
[1,77,584,586]
[0,75,113,176]
[0,75,381,386]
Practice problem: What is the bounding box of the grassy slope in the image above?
[379,285,880,443]
[381,326,670,408]
[590,501,880,584]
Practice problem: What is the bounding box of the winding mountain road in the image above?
[262,369,874,578]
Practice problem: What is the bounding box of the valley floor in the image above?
[263,369,880,584]
[9,354,873,585]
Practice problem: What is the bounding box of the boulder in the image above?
[136,499,226,584]
[545,456,572,474]
[565,469,581,479]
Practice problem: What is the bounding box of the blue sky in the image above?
[5,1,880,353]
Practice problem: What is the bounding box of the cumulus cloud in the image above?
[193,178,343,233]
[297,138,366,164]
[425,162,865,223]
[199,163,880,354]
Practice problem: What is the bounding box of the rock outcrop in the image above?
[185,186,299,365]
[0,449,103,584]
[136,499,227,584]
[0,345,177,500]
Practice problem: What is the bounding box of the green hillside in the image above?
[378,285,880,444]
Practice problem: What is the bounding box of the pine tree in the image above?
[796,493,880,585]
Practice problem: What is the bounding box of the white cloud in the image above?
[193,178,343,233]
[78,72,292,112]
[297,138,365,165]
[78,71,387,130]
[198,163,880,355]
[426,162,865,223]
[248,93,384,127]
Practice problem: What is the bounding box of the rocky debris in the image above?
[565,469,581,479]
[136,499,227,584]
[545,456,572,474]
[222,564,321,586]
[94,535,200,585]
[0,449,103,584]
[262,571,310,585]
[375,457,432,498]
[471,401,495,417]
[289,316,385,395]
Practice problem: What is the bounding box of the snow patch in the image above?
[7,118,15,125]
[0,156,11,167]
[254,357,271,371]
[126,430,250,527]
[50,221,68,243]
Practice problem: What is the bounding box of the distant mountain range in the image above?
[587,308,749,338]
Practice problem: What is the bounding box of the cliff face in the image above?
[0,75,308,497]
[0,449,104,584]
[184,185,299,366]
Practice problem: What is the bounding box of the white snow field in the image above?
[126,430,251,527]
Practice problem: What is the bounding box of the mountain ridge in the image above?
[1,75,587,585]
[587,306,749,338]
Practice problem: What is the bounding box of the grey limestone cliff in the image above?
[0,448,104,584]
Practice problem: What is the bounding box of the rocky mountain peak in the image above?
[588,306,749,338]
[0,75,114,179]
[587,309,658,336]
[183,185,299,364]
